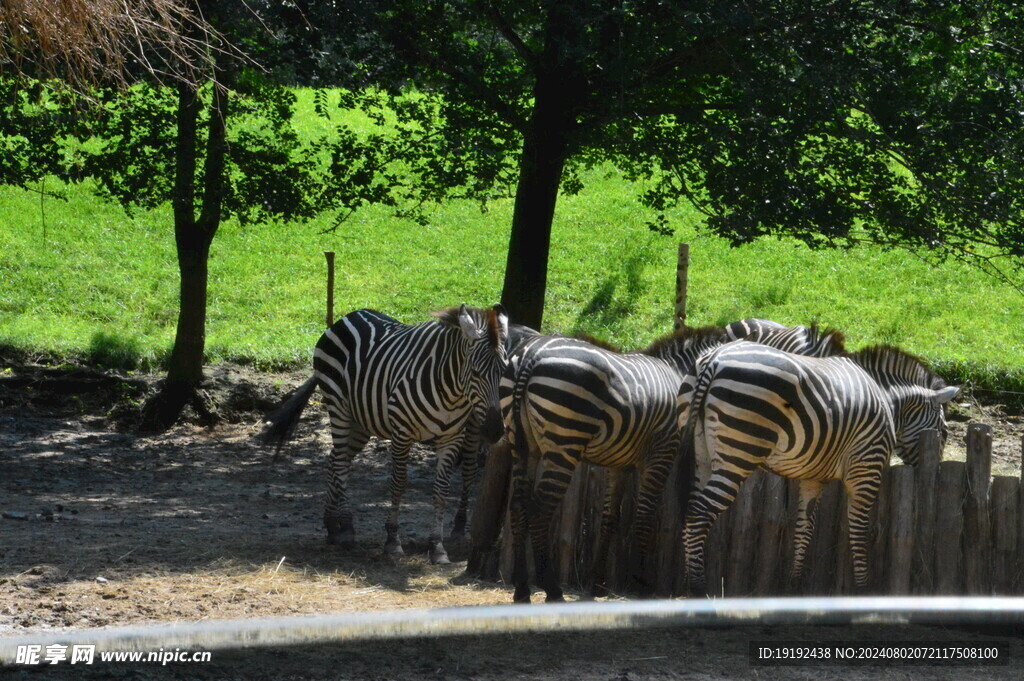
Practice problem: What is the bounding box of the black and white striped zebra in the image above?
[502,321,846,603]
[263,304,509,564]
[678,340,959,593]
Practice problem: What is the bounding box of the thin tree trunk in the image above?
[143,70,229,429]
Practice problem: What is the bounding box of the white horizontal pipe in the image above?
[2,596,1023,662]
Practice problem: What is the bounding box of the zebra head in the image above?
[893,382,961,464]
[854,345,960,464]
[448,303,510,444]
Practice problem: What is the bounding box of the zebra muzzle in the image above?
[479,406,504,444]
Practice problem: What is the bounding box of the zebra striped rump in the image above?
[499,321,846,603]
[678,339,958,594]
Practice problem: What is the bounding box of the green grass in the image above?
[2,91,1023,397]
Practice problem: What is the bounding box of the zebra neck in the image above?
[432,334,474,409]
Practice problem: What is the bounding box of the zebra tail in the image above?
[259,375,318,458]
[676,368,713,521]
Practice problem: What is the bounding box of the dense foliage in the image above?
[375,1,1024,321]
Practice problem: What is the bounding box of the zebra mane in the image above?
[640,325,730,359]
[796,323,847,355]
[850,344,946,390]
[432,305,506,347]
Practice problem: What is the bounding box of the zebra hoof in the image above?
[429,546,450,565]
[513,586,532,604]
[384,539,405,556]
[687,577,708,598]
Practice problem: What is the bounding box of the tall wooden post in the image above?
[466,439,513,579]
[887,465,916,594]
[674,243,690,331]
[912,429,941,593]
[964,422,993,594]
[324,251,335,328]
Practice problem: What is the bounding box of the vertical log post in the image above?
[912,429,941,594]
[990,475,1019,594]
[724,471,764,597]
[804,481,842,595]
[866,467,892,593]
[556,465,587,587]
[674,243,690,331]
[653,455,685,596]
[1016,436,1024,593]
[324,251,335,328]
[467,439,513,579]
[934,460,966,594]
[886,465,916,594]
[963,422,993,594]
[754,473,788,595]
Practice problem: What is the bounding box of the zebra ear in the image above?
[492,303,509,344]
[934,385,960,405]
[458,303,483,341]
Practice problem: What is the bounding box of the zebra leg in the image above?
[323,407,369,548]
[630,453,675,593]
[452,436,481,537]
[529,450,579,603]
[789,479,825,590]
[586,468,624,599]
[684,460,759,597]
[428,444,461,564]
[845,461,884,590]
[384,435,414,557]
[510,443,533,603]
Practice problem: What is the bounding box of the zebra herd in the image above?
[264,304,958,602]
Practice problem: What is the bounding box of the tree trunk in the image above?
[500,119,568,330]
[142,72,229,430]
[499,8,578,331]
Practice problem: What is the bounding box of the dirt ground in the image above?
[2,360,1024,680]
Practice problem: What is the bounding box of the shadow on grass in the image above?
[572,249,651,336]
[87,330,144,372]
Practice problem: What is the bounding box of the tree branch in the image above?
[476,1,538,69]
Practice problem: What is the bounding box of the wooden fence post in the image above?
[867,467,892,592]
[467,438,513,579]
[963,423,993,594]
[324,251,335,328]
[990,475,1019,594]
[724,471,764,597]
[1016,437,1024,593]
[886,465,915,594]
[674,243,690,331]
[754,473,788,595]
[556,464,587,587]
[805,481,843,595]
[912,429,941,593]
[934,460,966,594]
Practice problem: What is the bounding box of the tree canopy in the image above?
[378,1,1024,324]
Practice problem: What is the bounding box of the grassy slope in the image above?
[1,90,1022,390]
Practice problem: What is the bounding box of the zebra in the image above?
[262,304,509,564]
[501,321,846,603]
[678,340,960,594]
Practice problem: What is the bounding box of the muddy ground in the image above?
[2,360,1024,680]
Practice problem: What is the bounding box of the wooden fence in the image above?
[467,423,1024,597]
